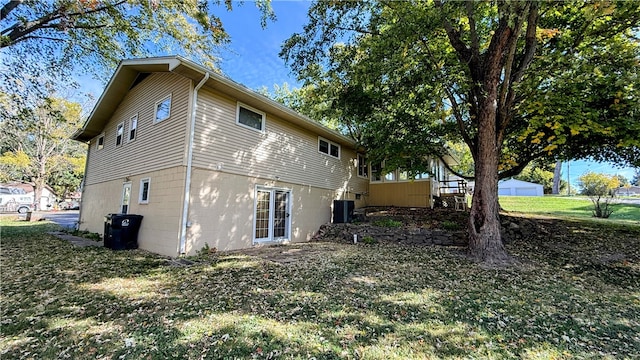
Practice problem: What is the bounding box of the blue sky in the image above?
[216,1,310,90]
[567,160,635,188]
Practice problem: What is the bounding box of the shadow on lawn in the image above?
[2,220,638,358]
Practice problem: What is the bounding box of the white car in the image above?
[0,187,35,213]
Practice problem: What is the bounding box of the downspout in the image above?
[179,72,209,255]
[77,142,91,229]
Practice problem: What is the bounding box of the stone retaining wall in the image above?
[313,223,468,246]
[312,208,541,246]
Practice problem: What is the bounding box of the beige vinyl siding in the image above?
[84,73,191,185]
[191,89,368,195]
[79,166,186,257]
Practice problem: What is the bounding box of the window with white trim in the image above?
[139,178,150,204]
[96,134,105,150]
[370,162,383,182]
[128,114,138,141]
[237,103,265,132]
[357,154,368,178]
[115,122,124,146]
[385,171,397,182]
[318,137,340,159]
[154,94,172,123]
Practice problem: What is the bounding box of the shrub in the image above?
[362,236,377,244]
[578,172,619,218]
[67,229,101,241]
[441,220,460,231]
[372,218,402,228]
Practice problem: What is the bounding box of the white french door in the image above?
[254,186,291,243]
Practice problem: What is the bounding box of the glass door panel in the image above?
[255,190,271,240]
[121,183,131,214]
[254,187,290,243]
[273,190,289,239]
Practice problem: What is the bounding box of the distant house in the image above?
[614,186,640,196]
[72,56,460,257]
[498,179,544,196]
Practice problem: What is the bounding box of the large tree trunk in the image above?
[552,160,562,194]
[33,159,47,211]
[466,19,517,265]
[467,102,511,265]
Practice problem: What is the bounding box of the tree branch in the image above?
[497,3,539,145]
[39,23,110,31]
[8,35,66,46]
[497,150,546,179]
[434,0,472,65]
[2,0,127,47]
[439,155,475,181]
[444,86,475,154]
[511,2,538,84]
[64,0,128,18]
[0,0,22,21]
[466,1,480,61]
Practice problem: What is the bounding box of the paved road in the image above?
[42,210,80,229]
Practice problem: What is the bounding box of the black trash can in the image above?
[104,214,143,250]
[333,200,354,223]
[104,213,116,249]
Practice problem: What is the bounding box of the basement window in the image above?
[139,178,150,204]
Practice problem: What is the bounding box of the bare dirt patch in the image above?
[221,242,344,265]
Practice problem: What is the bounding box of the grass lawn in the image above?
[1,216,639,359]
[500,196,640,225]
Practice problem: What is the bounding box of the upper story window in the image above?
[115,122,124,146]
[128,114,138,142]
[236,103,265,132]
[155,94,172,123]
[357,154,368,178]
[96,134,105,150]
[318,137,340,159]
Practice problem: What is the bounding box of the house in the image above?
[497,179,544,196]
[614,186,640,196]
[72,56,458,257]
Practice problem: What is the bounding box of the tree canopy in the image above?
[0,95,86,206]
[1,0,274,75]
[281,1,640,263]
[282,1,639,173]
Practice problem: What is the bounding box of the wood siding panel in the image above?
[369,181,432,207]
[84,73,191,185]
[192,89,368,194]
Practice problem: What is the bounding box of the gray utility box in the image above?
[104,214,143,250]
